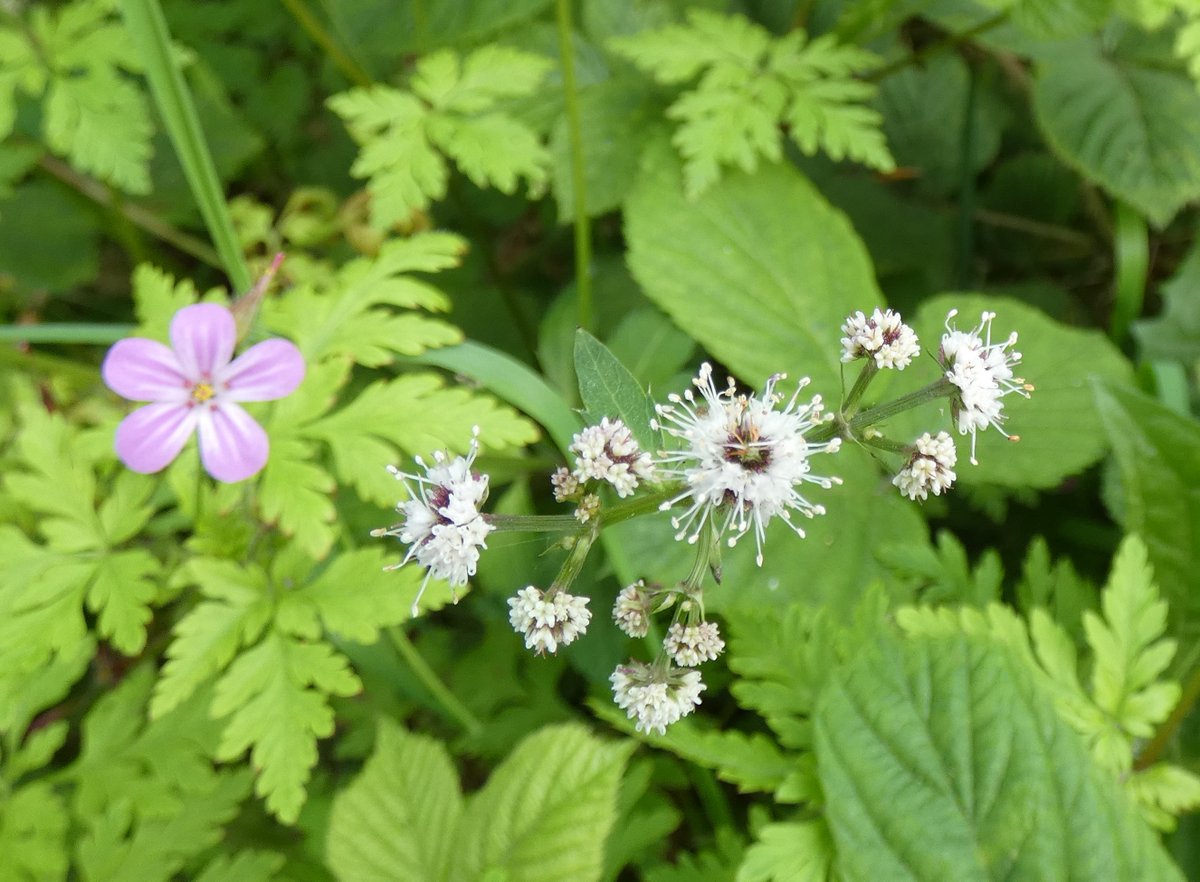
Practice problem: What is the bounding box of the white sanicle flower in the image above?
[652,364,842,566]
[569,417,655,498]
[840,308,920,370]
[610,661,705,735]
[613,580,653,638]
[373,429,493,617]
[893,431,957,501]
[551,466,580,502]
[507,586,592,654]
[664,621,725,667]
[939,310,1032,465]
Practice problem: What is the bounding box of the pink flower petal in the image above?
[114,402,199,474]
[171,303,236,380]
[218,338,306,402]
[197,403,269,483]
[102,338,189,402]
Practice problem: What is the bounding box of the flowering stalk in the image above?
[375,305,1030,736]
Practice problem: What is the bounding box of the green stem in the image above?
[547,521,599,597]
[38,154,222,268]
[387,626,483,736]
[866,12,1009,83]
[486,512,581,533]
[861,434,913,455]
[0,323,135,344]
[1135,662,1200,771]
[955,63,978,288]
[811,377,955,443]
[1110,200,1148,342]
[279,0,372,88]
[554,0,592,330]
[487,485,680,534]
[686,764,735,834]
[842,360,879,418]
[119,0,252,292]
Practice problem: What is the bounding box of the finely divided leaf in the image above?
[212,630,361,824]
[736,821,834,882]
[613,13,890,197]
[1083,536,1178,758]
[330,44,551,229]
[326,720,464,882]
[44,70,152,194]
[150,559,273,719]
[0,784,70,882]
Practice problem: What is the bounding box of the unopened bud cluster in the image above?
[609,579,724,734]
[554,417,654,522]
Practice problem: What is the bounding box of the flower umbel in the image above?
[611,661,705,735]
[373,430,493,617]
[101,303,305,482]
[840,308,920,369]
[568,417,655,498]
[652,364,842,565]
[613,580,654,638]
[893,431,957,501]
[664,621,724,667]
[939,310,1031,464]
[508,586,592,654]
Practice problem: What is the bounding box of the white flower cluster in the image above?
[374,430,492,617]
[653,364,842,566]
[893,431,957,501]
[613,580,653,638]
[664,621,724,667]
[840,308,920,370]
[567,417,655,498]
[939,310,1030,464]
[611,661,706,735]
[507,586,592,654]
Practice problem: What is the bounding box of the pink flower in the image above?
[102,303,305,482]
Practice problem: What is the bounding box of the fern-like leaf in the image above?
[612,11,892,198]
[212,629,361,824]
[329,44,552,228]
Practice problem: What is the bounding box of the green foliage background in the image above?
[2,0,1200,879]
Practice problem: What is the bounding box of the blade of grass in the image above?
[554,0,593,331]
[0,323,135,344]
[118,0,251,292]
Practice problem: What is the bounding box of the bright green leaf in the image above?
[1093,382,1200,621]
[574,328,659,451]
[816,631,1184,881]
[449,723,633,882]
[737,821,834,882]
[326,719,464,882]
[1033,43,1200,228]
[212,630,361,823]
[625,139,880,388]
